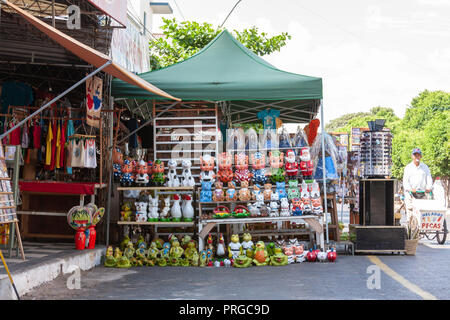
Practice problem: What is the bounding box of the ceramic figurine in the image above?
[276,182,287,199]
[120,236,130,252]
[213,181,224,202]
[285,149,298,179]
[287,180,300,200]
[199,155,216,184]
[159,196,171,222]
[147,194,159,222]
[248,203,260,217]
[216,233,226,258]
[104,246,116,267]
[228,234,242,260]
[199,250,208,267]
[238,180,251,202]
[217,152,234,184]
[251,152,268,185]
[112,148,123,182]
[241,233,254,258]
[151,160,166,186]
[190,250,200,267]
[295,252,307,263]
[263,183,273,201]
[166,159,180,187]
[280,197,291,217]
[283,243,296,264]
[253,241,270,266]
[184,240,196,259]
[252,184,261,200]
[171,194,182,222]
[120,202,133,221]
[299,147,314,181]
[266,242,276,257]
[291,198,303,216]
[116,248,131,268]
[260,204,270,217]
[182,194,194,222]
[234,153,251,184]
[275,239,286,249]
[223,259,232,268]
[310,180,323,214]
[254,192,265,209]
[120,159,134,187]
[269,248,289,266]
[200,181,213,202]
[317,250,328,262]
[206,248,214,266]
[306,248,317,262]
[233,254,252,268]
[123,241,135,260]
[226,181,237,202]
[169,238,184,260]
[135,160,150,186]
[134,201,148,223]
[268,151,285,184]
[327,247,337,262]
[300,181,312,214]
[269,192,279,217]
[147,242,159,261]
[206,233,215,259]
[214,260,221,267]
[180,159,195,187]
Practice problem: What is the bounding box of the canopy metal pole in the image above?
[105,96,114,247]
[0,60,113,140]
[320,100,329,245]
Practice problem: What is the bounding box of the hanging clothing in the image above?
[70,139,83,168]
[84,139,97,168]
[66,120,74,174]
[8,121,21,146]
[33,122,41,149]
[49,121,57,170]
[55,122,61,169]
[257,109,280,130]
[21,122,29,149]
[59,121,66,168]
[45,121,53,165]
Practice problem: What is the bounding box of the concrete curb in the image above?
[0,246,106,300]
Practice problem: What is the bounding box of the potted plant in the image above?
[405,216,420,255]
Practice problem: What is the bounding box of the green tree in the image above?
[149,18,291,70]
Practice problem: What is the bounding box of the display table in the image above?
[197,215,324,251]
[18,181,106,239]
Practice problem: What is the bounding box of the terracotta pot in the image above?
[405,239,419,255]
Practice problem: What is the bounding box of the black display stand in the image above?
[359,179,395,226]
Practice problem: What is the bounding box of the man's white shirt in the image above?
[403,161,433,192]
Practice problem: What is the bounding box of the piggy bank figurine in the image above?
[120,159,134,187]
[200,155,216,184]
[263,183,273,201]
[238,180,251,202]
[287,180,300,200]
[200,181,213,202]
[251,152,268,185]
[234,153,251,184]
[113,148,123,182]
[290,198,303,216]
[151,160,166,186]
[213,181,224,202]
[226,181,237,202]
[276,182,287,200]
[135,160,150,186]
[268,151,285,184]
[134,201,148,223]
[217,152,234,184]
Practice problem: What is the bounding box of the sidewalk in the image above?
[0,241,105,299]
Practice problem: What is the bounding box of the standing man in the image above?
[403,148,433,219]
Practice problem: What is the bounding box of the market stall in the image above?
[107,30,342,267]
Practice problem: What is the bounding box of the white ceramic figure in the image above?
[295,252,307,263]
[248,203,260,216]
[181,159,196,187]
[199,154,216,184]
[135,160,150,186]
[134,201,148,222]
[214,260,221,267]
[166,159,180,187]
[182,194,194,221]
[317,250,328,262]
[223,259,232,268]
[216,233,226,257]
[310,180,323,214]
[255,193,265,209]
[280,197,290,217]
[148,194,159,221]
[160,196,171,221]
[269,192,279,217]
[301,181,312,213]
[171,194,182,221]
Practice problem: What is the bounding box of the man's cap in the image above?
[412,148,422,155]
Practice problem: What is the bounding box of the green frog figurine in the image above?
[179,258,190,267]
[120,236,130,252]
[115,248,131,268]
[123,241,135,260]
[270,248,288,266]
[233,254,252,268]
[147,241,159,260]
[190,250,199,267]
[104,246,116,267]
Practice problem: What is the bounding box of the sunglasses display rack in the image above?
[360,130,392,177]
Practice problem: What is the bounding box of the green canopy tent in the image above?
[111,30,322,124]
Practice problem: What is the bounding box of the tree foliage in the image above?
[149,18,291,70]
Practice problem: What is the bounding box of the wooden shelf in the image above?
[117,186,195,191]
[199,215,321,224]
[117,221,194,227]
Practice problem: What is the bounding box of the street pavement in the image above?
[21,241,450,300]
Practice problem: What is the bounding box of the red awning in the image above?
[4,0,180,101]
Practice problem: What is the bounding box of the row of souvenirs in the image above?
[120,193,194,223]
[203,180,323,219]
[113,147,314,187]
[104,233,337,268]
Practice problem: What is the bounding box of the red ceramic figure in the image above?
[217,152,234,184]
[306,248,317,262]
[87,225,96,249]
[327,247,337,262]
[75,228,86,250]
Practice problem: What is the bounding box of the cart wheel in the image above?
[436,220,447,245]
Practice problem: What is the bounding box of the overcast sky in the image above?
[155,0,450,125]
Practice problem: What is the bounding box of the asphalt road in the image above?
[22,242,450,300]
